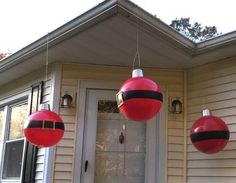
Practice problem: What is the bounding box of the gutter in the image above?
[196,30,236,53]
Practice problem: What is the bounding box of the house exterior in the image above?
[1,0,236,183]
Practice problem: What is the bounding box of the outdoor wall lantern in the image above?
[169,98,183,114]
[61,92,73,108]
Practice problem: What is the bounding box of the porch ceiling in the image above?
[50,15,193,68]
[1,0,236,86]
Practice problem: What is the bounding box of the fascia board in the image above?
[196,31,236,53]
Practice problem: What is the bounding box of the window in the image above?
[0,82,43,182]
[1,101,28,181]
[0,109,4,143]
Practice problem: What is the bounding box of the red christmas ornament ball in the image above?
[117,69,163,122]
[190,112,229,154]
[24,106,64,147]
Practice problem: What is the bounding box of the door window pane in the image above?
[0,109,4,142]
[2,139,24,179]
[8,103,28,140]
[95,100,146,183]
[98,100,119,113]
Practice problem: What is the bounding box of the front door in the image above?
[81,89,146,183]
[77,87,166,183]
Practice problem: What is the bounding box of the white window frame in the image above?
[0,91,29,183]
[0,107,6,176]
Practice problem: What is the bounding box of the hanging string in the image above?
[45,33,49,82]
[132,17,141,69]
[202,97,206,110]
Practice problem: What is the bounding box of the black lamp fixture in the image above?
[170,98,183,114]
[61,92,73,108]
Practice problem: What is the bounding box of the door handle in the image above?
[85,160,88,172]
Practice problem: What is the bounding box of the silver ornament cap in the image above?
[132,69,143,78]
[202,109,211,116]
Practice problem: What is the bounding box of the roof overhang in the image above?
[1,0,236,86]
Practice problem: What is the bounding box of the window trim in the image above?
[0,107,5,143]
[0,92,29,182]
[0,106,7,180]
[0,89,29,107]
[5,137,25,144]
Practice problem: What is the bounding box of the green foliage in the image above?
[0,51,11,61]
[170,17,220,42]
[0,53,7,60]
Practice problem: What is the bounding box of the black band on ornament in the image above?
[27,120,64,130]
[122,90,163,101]
[191,130,229,143]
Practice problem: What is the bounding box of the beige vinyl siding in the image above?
[35,148,46,183]
[53,108,75,183]
[54,64,185,183]
[53,80,77,183]
[187,57,236,183]
[0,67,53,183]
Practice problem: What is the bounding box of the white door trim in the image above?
[73,80,167,183]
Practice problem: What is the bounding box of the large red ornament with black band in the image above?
[116,69,163,121]
[24,104,64,147]
[190,109,230,154]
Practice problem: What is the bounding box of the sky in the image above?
[1,0,236,54]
